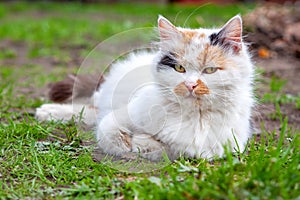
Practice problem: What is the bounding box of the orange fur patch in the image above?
[201,43,209,66]
[180,30,198,44]
[174,82,190,97]
[194,80,209,96]
[197,45,228,69]
[199,33,206,38]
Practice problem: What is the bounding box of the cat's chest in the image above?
[161,104,211,135]
[158,107,224,157]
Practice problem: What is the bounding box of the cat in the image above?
[36,15,255,161]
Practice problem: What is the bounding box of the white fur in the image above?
[36,15,255,161]
[36,103,97,126]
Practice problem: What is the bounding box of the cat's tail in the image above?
[48,74,104,103]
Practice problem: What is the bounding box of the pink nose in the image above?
[185,82,198,91]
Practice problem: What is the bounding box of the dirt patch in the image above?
[253,56,300,132]
[255,57,300,95]
[243,3,300,58]
[0,39,84,98]
[242,3,300,132]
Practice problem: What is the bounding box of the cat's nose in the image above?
[185,82,198,91]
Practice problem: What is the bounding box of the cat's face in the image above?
[154,15,252,107]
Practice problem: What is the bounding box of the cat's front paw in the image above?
[119,152,139,161]
[36,103,74,122]
[131,134,169,161]
[131,134,164,153]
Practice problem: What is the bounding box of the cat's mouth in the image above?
[174,81,210,99]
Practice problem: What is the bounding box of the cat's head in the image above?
[153,15,253,108]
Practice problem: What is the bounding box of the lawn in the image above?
[0,1,299,199]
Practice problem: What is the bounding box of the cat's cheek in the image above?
[173,82,190,97]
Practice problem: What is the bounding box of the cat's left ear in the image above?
[158,15,179,41]
[209,15,243,53]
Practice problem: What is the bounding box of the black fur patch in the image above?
[209,30,225,46]
[157,52,178,71]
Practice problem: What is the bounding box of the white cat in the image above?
[36,15,255,161]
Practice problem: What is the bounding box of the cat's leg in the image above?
[96,111,133,157]
[97,110,171,161]
[36,103,97,126]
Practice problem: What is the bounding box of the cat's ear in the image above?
[158,15,179,40]
[209,15,243,53]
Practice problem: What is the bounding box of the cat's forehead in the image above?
[177,27,218,44]
[164,27,220,54]
[164,27,226,68]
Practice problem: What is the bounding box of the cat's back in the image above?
[94,51,157,120]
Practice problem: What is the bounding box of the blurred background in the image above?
[6,0,298,3]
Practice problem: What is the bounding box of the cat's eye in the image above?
[203,67,218,74]
[174,64,186,73]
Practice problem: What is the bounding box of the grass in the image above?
[0,1,299,199]
[261,75,300,110]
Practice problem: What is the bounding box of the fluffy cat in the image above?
[36,15,255,161]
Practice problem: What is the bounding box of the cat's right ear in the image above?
[158,15,179,40]
[209,15,243,53]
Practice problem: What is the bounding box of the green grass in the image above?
[0,1,299,199]
[261,75,300,110]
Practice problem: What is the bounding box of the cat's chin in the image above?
[179,93,205,101]
[188,91,206,99]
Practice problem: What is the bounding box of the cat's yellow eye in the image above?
[174,64,186,73]
[203,67,218,74]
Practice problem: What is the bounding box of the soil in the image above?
[243,3,300,132]
[253,57,300,132]
[243,3,300,58]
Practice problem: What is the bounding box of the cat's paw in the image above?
[36,104,74,122]
[131,134,164,153]
[131,134,169,161]
[119,152,139,161]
